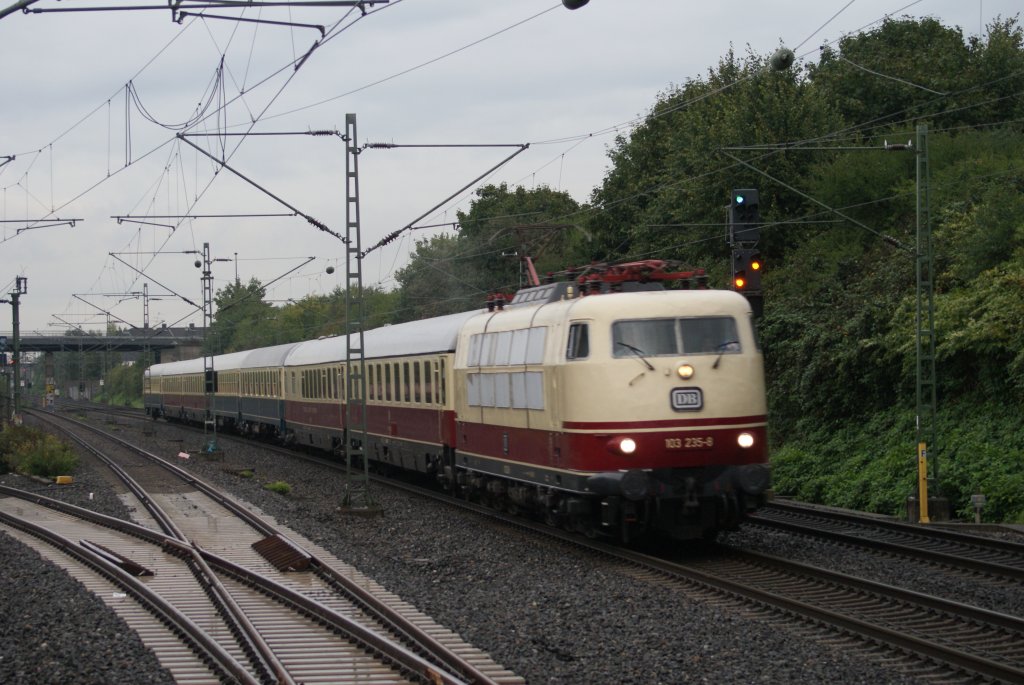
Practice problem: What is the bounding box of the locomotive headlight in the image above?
[677,363,695,380]
[608,437,638,455]
[737,432,755,448]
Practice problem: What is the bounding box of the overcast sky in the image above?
[0,0,1017,334]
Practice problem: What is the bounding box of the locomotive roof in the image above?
[284,309,482,366]
[558,287,752,318]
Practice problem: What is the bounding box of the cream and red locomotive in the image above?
[145,262,770,542]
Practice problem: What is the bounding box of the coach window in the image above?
[403,363,411,402]
[413,362,422,403]
[384,364,392,401]
[566,323,590,360]
[423,362,430,404]
[440,358,447,405]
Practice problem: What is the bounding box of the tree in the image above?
[584,46,841,283]
[394,184,581,321]
[210,277,276,353]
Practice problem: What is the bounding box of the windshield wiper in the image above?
[712,339,740,369]
[616,342,654,370]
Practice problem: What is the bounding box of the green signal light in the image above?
[735,195,745,204]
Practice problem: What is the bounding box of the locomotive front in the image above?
[554,288,769,541]
[453,273,770,543]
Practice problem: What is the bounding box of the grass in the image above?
[263,480,291,495]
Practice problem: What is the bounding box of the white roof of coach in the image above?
[148,349,250,377]
[285,310,482,367]
[240,342,302,369]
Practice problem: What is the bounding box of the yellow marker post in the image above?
[917,442,930,524]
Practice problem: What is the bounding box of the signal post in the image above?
[728,189,763,318]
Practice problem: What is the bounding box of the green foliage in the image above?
[0,426,78,478]
[580,16,1024,521]
[584,46,841,275]
[772,398,1024,523]
[394,183,582,321]
[100,361,146,406]
[210,277,277,353]
[263,480,291,495]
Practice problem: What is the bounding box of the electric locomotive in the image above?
[144,260,770,543]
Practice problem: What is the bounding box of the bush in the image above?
[770,396,1024,522]
[263,481,291,495]
[0,426,78,478]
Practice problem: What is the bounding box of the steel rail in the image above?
[752,501,1024,580]
[30,408,496,685]
[376,478,1024,684]
[0,506,256,685]
[30,410,291,685]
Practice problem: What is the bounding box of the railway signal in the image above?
[729,189,761,245]
[731,249,762,293]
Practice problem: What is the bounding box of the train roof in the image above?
[241,342,302,369]
[284,309,482,367]
[146,349,250,377]
[558,287,753,318]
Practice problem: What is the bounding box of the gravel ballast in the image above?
[8,412,1017,683]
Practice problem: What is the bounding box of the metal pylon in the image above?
[201,242,219,452]
[341,113,377,512]
[915,123,937,487]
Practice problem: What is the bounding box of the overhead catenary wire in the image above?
[5,1,1019,329]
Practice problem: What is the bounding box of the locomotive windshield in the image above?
[612,317,740,357]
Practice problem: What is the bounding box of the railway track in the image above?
[52,403,1024,682]
[751,499,1024,582]
[12,408,522,685]
[379,479,1024,684]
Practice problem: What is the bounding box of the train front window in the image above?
[612,319,677,357]
[612,317,740,357]
[679,317,740,354]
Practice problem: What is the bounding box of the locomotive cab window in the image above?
[612,317,740,357]
[566,323,590,360]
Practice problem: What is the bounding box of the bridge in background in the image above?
[0,326,205,358]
